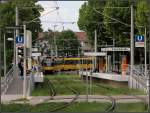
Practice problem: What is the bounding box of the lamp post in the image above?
[130,4,134,88]
[3,33,6,78]
[15,7,19,68]
[23,23,27,98]
[144,27,147,76]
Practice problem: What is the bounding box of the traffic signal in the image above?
[18,47,24,58]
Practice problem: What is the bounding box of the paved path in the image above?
[4,75,30,95]
[5,75,23,95]
[1,74,30,103]
[1,95,149,105]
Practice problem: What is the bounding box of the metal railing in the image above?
[1,66,15,95]
[127,65,149,93]
[127,65,149,77]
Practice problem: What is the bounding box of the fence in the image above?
[127,65,149,94]
[1,66,15,95]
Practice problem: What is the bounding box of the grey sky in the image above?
[37,1,86,32]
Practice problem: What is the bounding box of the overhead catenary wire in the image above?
[26,7,59,24]
[93,8,130,27]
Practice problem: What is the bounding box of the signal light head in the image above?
[17,47,24,58]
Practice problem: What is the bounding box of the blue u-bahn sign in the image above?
[135,35,144,47]
[16,36,24,44]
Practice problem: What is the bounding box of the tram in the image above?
[42,57,93,74]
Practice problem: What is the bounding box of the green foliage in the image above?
[103,0,131,46]
[78,0,106,48]
[55,30,80,57]
[0,0,43,75]
[135,0,149,34]
[0,0,43,34]
[78,0,149,47]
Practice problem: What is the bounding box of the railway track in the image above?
[48,78,79,112]
[38,77,148,112]
[47,78,56,99]
[95,83,148,112]
[95,84,116,112]
[41,78,57,103]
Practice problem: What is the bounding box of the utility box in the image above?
[26,30,32,70]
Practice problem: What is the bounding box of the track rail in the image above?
[95,83,148,112]
[95,84,116,112]
[43,78,56,102]
[49,78,79,112]
[105,96,116,112]
[47,79,56,99]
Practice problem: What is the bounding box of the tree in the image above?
[103,0,131,46]
[0,0,43,75]
[56,30,80,57]
[135,0,149,64]
[0,0,43,41]
[135,0,149,34]
[78,0,106,50]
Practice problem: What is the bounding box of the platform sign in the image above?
[135,35,144,47]
[16,36,24,43]
[32,52,41,56]
[101,47,130,51]
[16,36,24,47]
[84,52,107,56]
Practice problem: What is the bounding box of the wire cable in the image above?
[93,8,130,27]
[26,8,58,24]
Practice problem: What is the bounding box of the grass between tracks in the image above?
[1,102,147,112]
[31,74,146,96]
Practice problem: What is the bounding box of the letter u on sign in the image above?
[136,35,144,42]
[16,36,24,44]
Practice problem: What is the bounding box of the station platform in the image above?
[79,71,129,82]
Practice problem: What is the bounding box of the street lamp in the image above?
[3,33,6,78]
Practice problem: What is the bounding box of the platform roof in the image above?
[84,52,107,56]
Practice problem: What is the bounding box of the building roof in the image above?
[75,32,87,42]
[38,32,45,39]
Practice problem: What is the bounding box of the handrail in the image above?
[127,65,149,93]
[127,65,147,77]
[1,65,15,94]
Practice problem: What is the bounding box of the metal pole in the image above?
[78,47,80,71]
[0,28,1,77]
[56,45,58,57]
[50,45,52,57]
[54,25,57,57]
[15,6,19,73]
[130,4,134,88]
[148,2,150,111]
[13,29,17,79]
[113,36,115,72]
[4,33,6,78]
[144,27,147,76]
[90,58,92,95]
[86,65,88,102]
[95,30,97,70]
[14,30,16,65]
[23,24,27,98]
